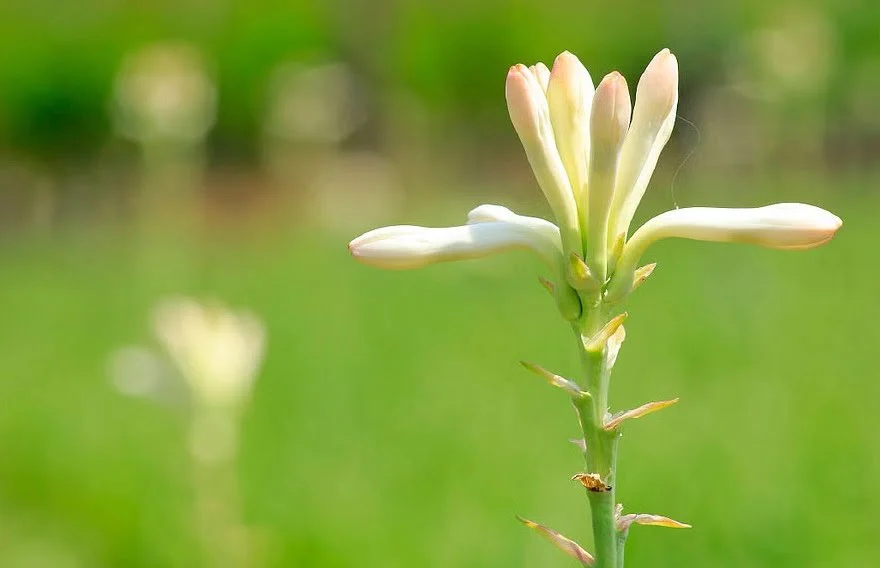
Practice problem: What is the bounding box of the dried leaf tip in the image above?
[583,312,628,353]
[617,512,691,531]
[605,398,679,430]
[631,262,657,291]
[520,361,586,397]
[572,472,612,492]
[517,516,595,566]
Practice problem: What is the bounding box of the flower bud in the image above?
[609,49,679,240]
[606,203,842,300]
[547,52,594,220]
[506,64,581,254]
[586,72,631,279]
[349,216,564,271]
[629,203,842,251]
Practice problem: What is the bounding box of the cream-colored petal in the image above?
[586,71,631,280]
[608,49,679,242]
[547,52,594,228]
[506,64,582,254]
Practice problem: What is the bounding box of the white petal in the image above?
[609,49,679,242]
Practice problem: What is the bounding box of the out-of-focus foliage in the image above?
[0,0,878,165]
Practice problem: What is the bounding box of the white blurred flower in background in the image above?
[113,42,217,144]
[262,60,402,231]
[152,297,266,411]
[111,296,266,464]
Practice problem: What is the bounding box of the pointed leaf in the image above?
[569,438,587,452]
[517,516,595,566]
[604,398,678,430]
[631,262,657,291]
[583,313,628,353]
[520,361,587,397]
[618,513,691,531]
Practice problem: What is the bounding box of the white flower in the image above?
[350,48,842,318]
[153,297,266,409]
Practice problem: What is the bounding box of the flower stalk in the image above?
[348,48,841,566]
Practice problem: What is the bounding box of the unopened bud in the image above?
[610,48,679,240]
[586,72,631,280]
[547,51,594,215]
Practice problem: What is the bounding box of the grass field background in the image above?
[0,176,874,567]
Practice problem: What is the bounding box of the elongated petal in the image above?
[349,218,564,271]
[630,203,841,251]
[609,49,679,241]
[547,52,594,224]
[506,64,581,253]
[607,203,842,300]
[586,71,631,280]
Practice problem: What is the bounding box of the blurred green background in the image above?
[0,0,877,566]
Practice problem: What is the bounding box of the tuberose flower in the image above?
[349,49,842,317]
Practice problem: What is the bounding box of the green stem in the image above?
[572,297,621,568]
[616,529,629,568]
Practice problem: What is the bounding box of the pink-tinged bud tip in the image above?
[636,49,678,117]
[591,71,632,147]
